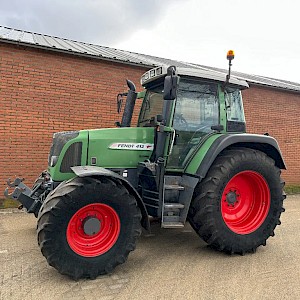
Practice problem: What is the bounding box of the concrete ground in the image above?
[0,195,299,300]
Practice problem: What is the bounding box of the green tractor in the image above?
[5,51,286,279]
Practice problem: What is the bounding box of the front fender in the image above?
[71,166,150,231]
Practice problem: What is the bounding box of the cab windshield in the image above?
[138,86,163,127]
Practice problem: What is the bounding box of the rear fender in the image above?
[71,166,150,231]
[193,134,286,181]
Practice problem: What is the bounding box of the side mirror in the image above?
[117,93,126,114]
[163,66,178,100]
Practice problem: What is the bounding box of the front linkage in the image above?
[4,172,53,217]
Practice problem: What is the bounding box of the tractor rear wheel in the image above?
[188,148,285,254]
[37,176,141,279]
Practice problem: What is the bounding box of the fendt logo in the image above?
[109,143,154,151]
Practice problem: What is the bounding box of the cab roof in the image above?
[141,66,249,89]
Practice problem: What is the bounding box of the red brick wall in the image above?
[0,43,146,193]
[1,43,299,198]
[242,86,300,185]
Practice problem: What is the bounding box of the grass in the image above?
[285,185,300,195]
[0,198,20,209]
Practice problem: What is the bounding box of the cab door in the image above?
[167,79,219,169]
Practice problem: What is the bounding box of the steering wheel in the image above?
[174,113,188,130]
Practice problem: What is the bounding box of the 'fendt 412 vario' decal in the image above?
[109,143,154,151]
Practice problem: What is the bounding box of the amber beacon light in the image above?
[225,50,235,84]
[227,50,235,61]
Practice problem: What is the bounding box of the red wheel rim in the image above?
[66,203,120,257]
[221,171,270,235]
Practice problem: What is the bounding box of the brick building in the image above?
[0,26,299,195]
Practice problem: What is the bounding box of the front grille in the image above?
[60,142,82,173]
[48,131,79,165]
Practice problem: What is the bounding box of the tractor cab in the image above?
[138,65,249,169]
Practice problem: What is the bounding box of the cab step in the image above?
[164,203,184,209]
[161,222,185,228]
[164,184,185,191]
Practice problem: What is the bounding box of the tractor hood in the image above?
[87,127,155,168]
[48,127,155,182]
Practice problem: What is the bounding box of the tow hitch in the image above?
[4,178,42,216]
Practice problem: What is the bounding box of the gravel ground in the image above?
[0,195,299,300]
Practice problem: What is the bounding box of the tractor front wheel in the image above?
[37,176,141,279]
[188,148,285,254]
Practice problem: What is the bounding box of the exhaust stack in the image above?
[121,80,137,127]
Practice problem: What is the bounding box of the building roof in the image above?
[0,25,299,93]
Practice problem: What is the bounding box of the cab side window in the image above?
[225,89,245,122]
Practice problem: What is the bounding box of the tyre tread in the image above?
[188,147,285,254]
[37,176,141,279]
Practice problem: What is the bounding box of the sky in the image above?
[0,0,299,83]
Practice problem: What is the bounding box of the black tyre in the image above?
[188,148,285,254]
[37,176,142,279]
